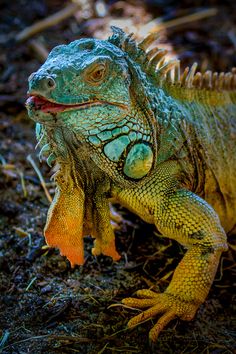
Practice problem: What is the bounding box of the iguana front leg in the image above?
[114,184,228,341]
[91,195,121,261]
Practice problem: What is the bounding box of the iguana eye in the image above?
[85,63,107,85]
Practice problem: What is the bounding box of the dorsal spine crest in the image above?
[108,26,236,93]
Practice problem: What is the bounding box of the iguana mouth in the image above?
[26,95,128,113]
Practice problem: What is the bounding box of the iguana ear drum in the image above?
[123,143,153,179]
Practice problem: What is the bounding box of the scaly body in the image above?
[26,28,236,341]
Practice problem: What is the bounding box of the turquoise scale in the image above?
[104,135,130,162]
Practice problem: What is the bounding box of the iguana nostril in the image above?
[46,77,56,89]
[28,74,56,93]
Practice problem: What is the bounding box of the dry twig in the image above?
[28,39,49,62]
[140,8,218,37]
[27,154,52,203]
[16,2,81,42]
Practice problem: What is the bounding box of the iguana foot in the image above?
[122,289,198,342]
[92,238,121,261]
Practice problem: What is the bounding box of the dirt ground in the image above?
[0,1,236,353]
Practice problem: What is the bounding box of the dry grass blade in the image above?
[141,8,218,36]
[161,8,218,30]
[27,154,52,203]
[16,2,81,42]
[28,40,49,62]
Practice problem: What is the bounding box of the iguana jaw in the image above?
[26,94,128,114]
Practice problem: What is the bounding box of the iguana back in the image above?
[167,89,236,233]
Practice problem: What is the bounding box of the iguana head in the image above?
[26,28,159,186]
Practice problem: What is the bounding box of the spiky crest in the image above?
[108,27,236,103]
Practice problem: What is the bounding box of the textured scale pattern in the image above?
[26,27,235,341]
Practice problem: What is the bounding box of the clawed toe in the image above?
[149,311,176,342]
[122,297,159,309]
[136,289,160,298]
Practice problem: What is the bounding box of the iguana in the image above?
[26,27,236,342]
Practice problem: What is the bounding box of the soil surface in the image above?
[0,1,236,353]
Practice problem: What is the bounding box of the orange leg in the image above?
[91,197,120,261]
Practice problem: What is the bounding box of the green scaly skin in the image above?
[26,28,236,341]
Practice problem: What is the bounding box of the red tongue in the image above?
[26,96,69,113]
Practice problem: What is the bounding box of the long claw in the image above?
[149,311,176,342]
[109,203,123,224]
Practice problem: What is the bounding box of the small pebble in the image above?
[41,284,52,294]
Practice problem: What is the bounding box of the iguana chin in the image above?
[26,27,236,342]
